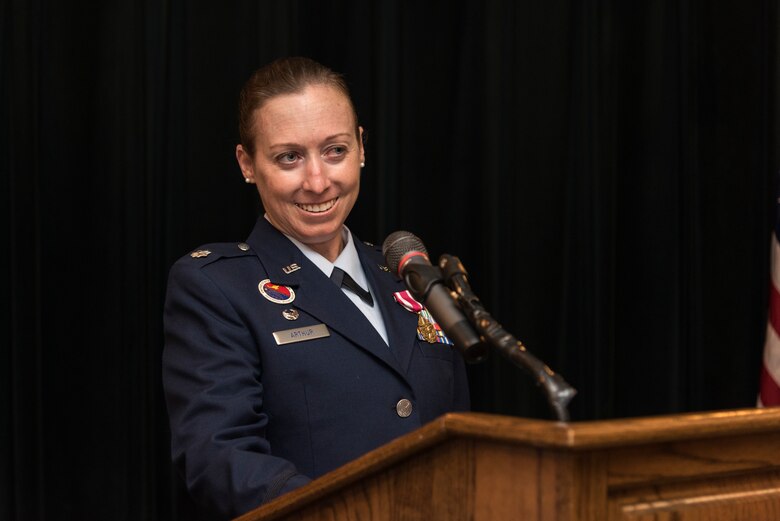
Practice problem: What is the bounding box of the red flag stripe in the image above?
[760,233,780,407]
[760,364,780,406]
[761,319,780,406]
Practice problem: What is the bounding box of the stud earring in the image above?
[245,177,254,184]
[360,162,365,168]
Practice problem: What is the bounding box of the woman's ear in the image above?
[358,126,365,165]
[236,144,255,183]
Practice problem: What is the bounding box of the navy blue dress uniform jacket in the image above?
[162,217,470,519]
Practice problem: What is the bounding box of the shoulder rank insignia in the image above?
[259,279,296,304]
[190,249,211,258]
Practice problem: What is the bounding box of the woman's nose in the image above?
[301,158,330,193]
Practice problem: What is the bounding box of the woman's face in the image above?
[237,84,364,261]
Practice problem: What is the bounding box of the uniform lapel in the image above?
[245,219,406,377]
[356,239,419,376]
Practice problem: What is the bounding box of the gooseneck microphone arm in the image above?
[383,230,576,421]
[440,254,577,422]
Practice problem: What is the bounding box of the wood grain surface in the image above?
[234,408,780,521]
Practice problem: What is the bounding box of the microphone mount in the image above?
[439,254,577,422]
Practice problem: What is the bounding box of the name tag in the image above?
[273,324,330,345]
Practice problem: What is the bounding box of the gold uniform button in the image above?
[396,399,413,418]
[237,242,250,251]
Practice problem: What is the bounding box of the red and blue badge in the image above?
[258,279,296,304]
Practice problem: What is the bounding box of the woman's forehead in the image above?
[253,85,358,145]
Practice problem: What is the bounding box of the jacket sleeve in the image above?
[162,259,311,520]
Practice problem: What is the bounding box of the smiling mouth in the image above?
[296,198,338,213]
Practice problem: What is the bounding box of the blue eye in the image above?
[325,146,347,159]
[277,152,298,164]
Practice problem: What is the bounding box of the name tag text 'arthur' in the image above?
[273,324,330,345]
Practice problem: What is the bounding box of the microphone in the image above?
[382,231,487,362]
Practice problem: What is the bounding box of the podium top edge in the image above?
[440,407,780,449]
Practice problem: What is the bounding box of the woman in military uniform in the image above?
[162,57,470,520]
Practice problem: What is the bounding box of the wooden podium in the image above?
[236,408,780,521]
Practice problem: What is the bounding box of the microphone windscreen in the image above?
[382,231,428,275]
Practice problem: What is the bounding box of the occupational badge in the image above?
[258,279,296,304]
[282,309,300,321]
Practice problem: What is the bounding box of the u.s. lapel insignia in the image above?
[378,264,390,272]
[282,263,301,274]
[258,279,296,304]
[190,249,211,258]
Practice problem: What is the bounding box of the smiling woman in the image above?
[236,83,364,262]
[161,57,470,520]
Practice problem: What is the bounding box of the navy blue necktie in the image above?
[330,267,373,306]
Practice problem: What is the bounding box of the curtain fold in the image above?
[3,1,777,518]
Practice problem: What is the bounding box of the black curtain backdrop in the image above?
[3,1,778,519]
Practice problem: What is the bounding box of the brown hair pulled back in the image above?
[238,57,358,156]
